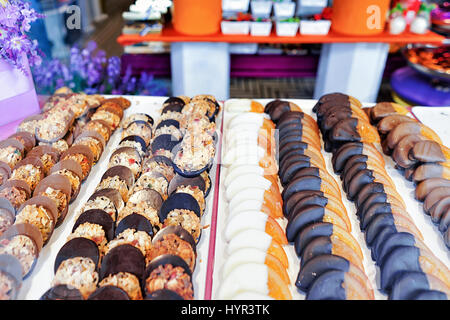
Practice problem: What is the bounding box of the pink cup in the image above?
[0,54,40,127]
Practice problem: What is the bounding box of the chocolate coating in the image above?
[100,244,145,281]
[332,142,364,173]
[159,192,201,222]
[379,245,422,292]
[412,163,446,182]
[389,271,432,300]
[410,140,445,163]
[40,284,83,300]
[284,190,324,218]
[286,205,326,242]
[300,236,333,267]
[392,134,424,168]
[296,254,350,292]
[330,118,360,143]
[415,178,450,202]
[289,195,328,221]
[306,270,346,300]
[376,232,416,266]
[370,102,397,122]
[54,237,100,273]
[294,222,334,257]
[282,175,322,202]
[360,202,394,230]
[280,160,312,186]
[88,285,130,300]
[430,196,450,225]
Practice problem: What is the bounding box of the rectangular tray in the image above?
[210,98,450,300]
[16,97,449,300]
[18,95,222,300]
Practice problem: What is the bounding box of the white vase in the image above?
[0,55,40,126]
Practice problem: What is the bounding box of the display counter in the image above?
[1,94,448,300]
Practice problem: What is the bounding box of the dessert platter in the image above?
[0,91,448,300]
[0,91,220,300]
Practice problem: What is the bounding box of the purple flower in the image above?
[107,56,121,86]
[6,34,31,52]
[85,40,97,53]
[0,3,20,28]
[32,40,168,96]
[0,0,43,72]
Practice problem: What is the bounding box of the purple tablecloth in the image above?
[390,66,450,106]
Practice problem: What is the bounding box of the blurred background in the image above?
[28,0,449,103]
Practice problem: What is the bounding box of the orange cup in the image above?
[172,0,222,35]
[331,0,391,36]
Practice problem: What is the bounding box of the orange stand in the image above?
[172,0,222,36]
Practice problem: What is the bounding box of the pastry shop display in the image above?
[314,93,450,300]
[266,99,373,300]
[5,93,448,301]
[218,103,292,300]
[367,101,450,251]
[0,91,129,300]
[41,95,219,300]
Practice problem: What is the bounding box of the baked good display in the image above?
[367,101,450,252]
[5,92,448,301]
[266,99,373,300]
[0,91,129,299]
[218,103,291,300]
[315,94,449,300]
[41,95,219,300]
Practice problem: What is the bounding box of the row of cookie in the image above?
[219,106,292,300]
[137,96,220,299]
[146,96,218,179]
[263,99,374,300]
[41,107,157,300]
[117,109,208,300]
[366,102,450,249]
[40,145,184,299]
[16,89,130,155]
[315,93,450,300]
[0,95,127,236]
[41,96,217,300]
[0,96,130,300]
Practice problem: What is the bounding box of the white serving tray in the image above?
[18,95,222,300]
[411,106,450,147]
[15,97,449,300]
[210,99,450,300]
